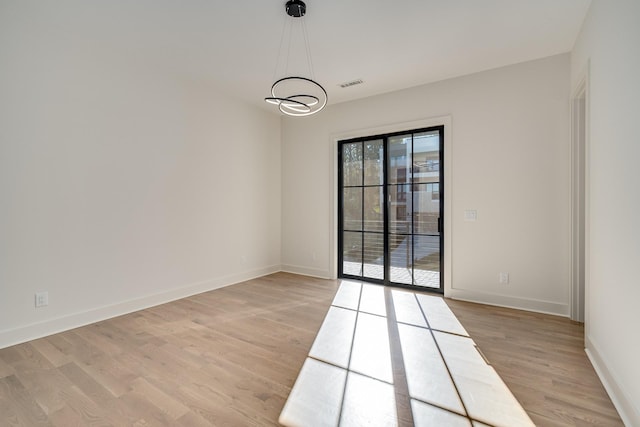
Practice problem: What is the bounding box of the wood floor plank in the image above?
[48,404,86,427]
[0,375,51,426]
[176,382,264,426]
[0,273,624,426]
[129,377,191,421]
[118,388,177,426]
[76,353,137,398]
[175,411,216,427]
[0,356,15,379]
[58,362,117,409]
[0,344,54,374]
[28,339,70,369]
[17,366,76,415]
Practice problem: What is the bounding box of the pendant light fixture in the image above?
[265,0,327,117]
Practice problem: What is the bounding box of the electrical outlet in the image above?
[35,292,49,307]
[499,272,509,284]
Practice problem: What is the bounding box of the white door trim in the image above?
[570,64,590,324]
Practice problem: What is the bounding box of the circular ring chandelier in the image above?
[265,76,328,117]
[264,1,328,117]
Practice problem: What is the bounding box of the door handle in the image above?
[437,217,441,233]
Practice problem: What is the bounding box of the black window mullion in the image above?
[337,143,343,278]
[340,145,343,277]
[360,141,364,277]
[383,137,389,283]
[439,127,444,289]
[411,133,415,286]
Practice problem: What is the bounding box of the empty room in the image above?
[1,0,638,426]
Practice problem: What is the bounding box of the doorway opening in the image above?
[338,126,444,293]
[571,79,587,323]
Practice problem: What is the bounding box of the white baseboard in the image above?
[447,288,569,317]
[0,265,281,350]
[280,264,332,279]
[585,336,638,427]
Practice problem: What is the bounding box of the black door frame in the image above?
[338,125,444,293]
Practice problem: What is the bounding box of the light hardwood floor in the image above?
[446,298,623,426]
[0,273,623,426]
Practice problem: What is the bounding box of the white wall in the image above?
[282,54,571,316]
[0,2,282,348]
[571,1,640,425]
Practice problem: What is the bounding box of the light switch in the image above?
[464,209,477,221]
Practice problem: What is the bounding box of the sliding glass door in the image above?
[339,126,443,291]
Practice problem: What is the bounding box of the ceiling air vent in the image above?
[339,79,364,88]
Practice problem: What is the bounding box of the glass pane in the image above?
[363,233,384,280]
[343,188,362,231]
[388,184,411,234]
[343,231,362,276]
[364,186,383,232]
[412,131,440,184]
[388,134,411,184]
[342,142,363,187]
[414,235,440,288]
[390,234,412,284]
[364,139,384,186]
[413,183,439,235]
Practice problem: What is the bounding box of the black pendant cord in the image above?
[272,15,288,83]
[264,0,327,116]
[301,17,315,81]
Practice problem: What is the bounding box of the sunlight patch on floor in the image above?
[279,280,534,427]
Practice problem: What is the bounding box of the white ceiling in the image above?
[33,0,591,112]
